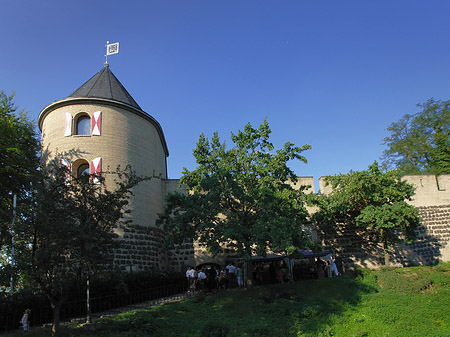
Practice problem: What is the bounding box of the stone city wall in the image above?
[165,174,450,271]
[317,175,450,269]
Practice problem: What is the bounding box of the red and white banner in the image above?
[64,112,72,137]
[90,157,102,184]
[91,111,102,136]
[60,158,71,182]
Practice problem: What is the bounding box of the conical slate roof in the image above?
[69,63,141,110]
[38,64,169,156]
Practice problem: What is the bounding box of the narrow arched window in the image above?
[73,159,90,180]
[77,163,90,177]
[75,115,90,135]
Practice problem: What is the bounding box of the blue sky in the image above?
[2,1,450,191]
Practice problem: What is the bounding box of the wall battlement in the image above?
[402,175,450,207]
[317,174,450,207]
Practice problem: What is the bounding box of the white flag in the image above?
[106,42,119,55]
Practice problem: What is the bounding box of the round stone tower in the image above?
[38,64,170,271]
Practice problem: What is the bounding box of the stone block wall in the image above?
[161,179,194,271]
[399,205,450,265]
[319,222,385,269]
[318,175,450,269]
[164,174,450,271]
[114,225,167,271]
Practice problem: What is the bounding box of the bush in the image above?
[122,270,185,292]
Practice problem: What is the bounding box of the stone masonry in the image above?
[317,175,450,269]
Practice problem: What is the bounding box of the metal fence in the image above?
[1,282,188,333]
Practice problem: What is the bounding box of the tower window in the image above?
[73,159,90,179]
[77,163,90,177]
[75,115,91,135]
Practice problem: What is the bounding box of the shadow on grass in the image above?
[42,275,376,337]
[252,275,375,336]
[148,275,376,337]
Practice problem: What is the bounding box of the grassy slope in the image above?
[14,263,450,337]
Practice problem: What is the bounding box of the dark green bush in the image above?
[122,270,185,292]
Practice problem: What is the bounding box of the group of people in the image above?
[186,254,345,291]
[253,261,292,285]
[186,263,243,293]
[314,253,343,279]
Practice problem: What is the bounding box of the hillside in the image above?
[12,263,450,337]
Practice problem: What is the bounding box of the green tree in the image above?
[0,91,40,291]
[30,157,146,336]
[311,162,420,265]
[157,120,313,277]
[382,98,450,175]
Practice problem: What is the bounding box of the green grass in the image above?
[12,263,450,337]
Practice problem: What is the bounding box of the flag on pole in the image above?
[106,42,119,55]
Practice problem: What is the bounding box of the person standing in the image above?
[236,266,243,287]
[226,262,237,288]
[20,309,31,332]
[334,254,343,276]
[186,267,196,292]
[198,269,207,280]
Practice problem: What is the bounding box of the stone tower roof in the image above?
[38,64,169,156]
[69,63,141,110]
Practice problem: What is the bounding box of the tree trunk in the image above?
[383,240,390,266]
[51,303,61,336]
[86,272,92,323]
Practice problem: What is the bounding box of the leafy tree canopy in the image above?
[29,157,146,335]
[157,119,313,261]
[382,98,450,175]
[310,162,420,265]
[0,91,40,288]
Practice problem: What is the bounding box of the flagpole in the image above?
[105,41,109,65]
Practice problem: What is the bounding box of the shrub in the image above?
[122,270,185,292]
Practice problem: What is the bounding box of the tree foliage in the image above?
[30,157,146,335]
[382,98,450,175]
[310,162,420,265]
[0,91,40,289]
[157,120,313,261]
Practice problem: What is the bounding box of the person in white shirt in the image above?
[198,270,207,279]
[186,267,196,292]
[226,263,237,288]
